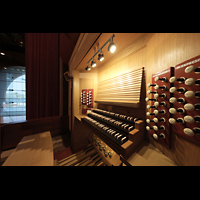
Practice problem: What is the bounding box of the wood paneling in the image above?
[145,33,200,165]
[96,67,143,107]
[70,33,200,165]
[74,33,147,72]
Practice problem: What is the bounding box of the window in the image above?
[0,66,26,123]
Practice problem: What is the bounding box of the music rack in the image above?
[95,67,144,108]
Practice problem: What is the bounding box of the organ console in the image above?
[66,67,146,166]
[82,108,144,159]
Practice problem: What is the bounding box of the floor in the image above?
[52,134,73,162]
[1,133,177,166]
[127,140,177,166]
[52,134,71,153]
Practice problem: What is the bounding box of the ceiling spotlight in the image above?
[85,65,91,71]
[91,58,96,67]
[108,42,116,53]
[98,51,104,62]
[0,52,5,56]
[85,34,115,71]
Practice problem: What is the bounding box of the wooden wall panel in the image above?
[98,44,147,82]
[71,33,200,165]
[95,33,200,165]
[96,68,143,107]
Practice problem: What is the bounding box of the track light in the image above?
[98,50,104,62]
[108,42,116,53]
[85,64,91,71]
[91,58,96,67]
[108,37,116,53]
[85,34,116,71]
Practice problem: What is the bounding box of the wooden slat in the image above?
[96,68,143,105]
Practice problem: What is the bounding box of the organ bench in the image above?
[2,131,54,166]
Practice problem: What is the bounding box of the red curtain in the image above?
[25,33,59,120]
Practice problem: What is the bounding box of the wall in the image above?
[72,69,98,118]
[95,33,200,165]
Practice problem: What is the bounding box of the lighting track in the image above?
[85,34,116,71]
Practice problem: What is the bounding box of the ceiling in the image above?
[0,33,25,70]
[60,33,80,65]
[0,33,80,71]
[76,33,147,72]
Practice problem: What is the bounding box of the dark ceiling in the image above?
[0,33,80,71]
[60,33,80,65]
[0,33,25,70]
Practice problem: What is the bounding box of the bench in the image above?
[2,131,54,166]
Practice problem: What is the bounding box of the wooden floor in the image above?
[1,134,177,166]
[127,140,177,166]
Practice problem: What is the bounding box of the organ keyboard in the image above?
[82,108,144,159]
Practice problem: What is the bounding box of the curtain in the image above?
[25,33,59,120]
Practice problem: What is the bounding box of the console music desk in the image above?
[2,131,54,166]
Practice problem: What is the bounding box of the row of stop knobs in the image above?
[146,71,200,139]
[81,91,93,105]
